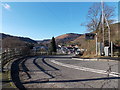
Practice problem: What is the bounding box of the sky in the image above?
[1,2,118,40]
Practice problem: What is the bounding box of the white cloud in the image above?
[1,3,11,10]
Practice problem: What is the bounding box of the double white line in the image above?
[51,60,120,77]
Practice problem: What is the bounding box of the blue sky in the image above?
[1,2,118,40]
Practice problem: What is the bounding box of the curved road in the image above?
[11,55,120,89]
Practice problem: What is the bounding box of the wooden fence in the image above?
[1,49,21,71]
[0,48,50,72]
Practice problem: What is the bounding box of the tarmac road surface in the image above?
[11,55,120,89]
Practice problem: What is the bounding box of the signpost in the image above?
[85,33,98,56]
[96,33,98,56]
[85,33,96,40]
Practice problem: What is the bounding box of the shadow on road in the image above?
[11,57,27,90]
[21,58,32,79]
[22,76,120,84]
[33,57,55,78]
[42,57,59,70]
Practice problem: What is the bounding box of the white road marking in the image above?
[51,60,120,77]
[72,58,118,62]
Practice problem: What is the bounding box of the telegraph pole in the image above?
[101,0,112,57]
[104,11,111,47]
[101,0,104,47]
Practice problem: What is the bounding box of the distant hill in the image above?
[37,33,83,45]
[0,33,37,44]
[36,39,51,45]
[55,33,83,44]
[0,33,37,48]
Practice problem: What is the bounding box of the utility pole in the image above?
[101,0,112,56]
[101,0,104,47]
[101,0,111,46]
[104,12,111,47]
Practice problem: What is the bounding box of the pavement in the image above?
[9,55,120,89]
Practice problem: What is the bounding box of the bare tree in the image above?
[84,2,115,32]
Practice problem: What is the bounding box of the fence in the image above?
[1,48,31,72]
[0,47,60,72]
[0,48,51,72]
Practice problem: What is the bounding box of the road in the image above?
[11,55,120,89]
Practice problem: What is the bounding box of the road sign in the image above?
[85,33,96,40]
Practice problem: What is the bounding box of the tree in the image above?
[50,37,57,53]
[83,2,115,32]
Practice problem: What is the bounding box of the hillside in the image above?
[55,33,82,44]
[0,33,37,44]
[36,39,51,45]
[37,33,83,45]
[0,33,37,49]
[110,23,120,44]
